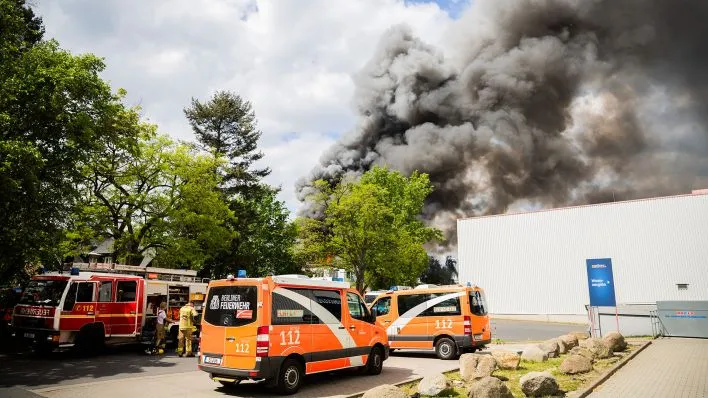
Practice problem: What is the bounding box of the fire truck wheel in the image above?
[76,325,105,354]
[34,343,54,356]
[435,337,458,360]
[365,346,384,375]
[275,358,304,395]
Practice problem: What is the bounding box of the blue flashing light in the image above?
[70,267,80,276]
[389,286,398,291]
[237,269,247,278]
[466,281,472,287]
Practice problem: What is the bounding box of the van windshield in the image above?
[469,290,488,316]
[364,294,378,304]
[204,285,258,327]
[19,279,68,307]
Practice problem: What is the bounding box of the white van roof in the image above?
[272,276,350,289]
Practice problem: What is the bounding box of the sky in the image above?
[34,0,469,215]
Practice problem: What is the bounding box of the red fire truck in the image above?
[11,263,208,352]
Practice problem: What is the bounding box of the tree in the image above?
[69,130,234,269]
[205,190,300,278]
[184,91,299,278]
[420,256,458,285]
[0,0,133,281]
[298,166,442,292]
[184,90,269,196]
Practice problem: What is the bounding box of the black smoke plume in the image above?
[296,0,708,247]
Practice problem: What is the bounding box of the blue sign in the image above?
[586,258,616,307]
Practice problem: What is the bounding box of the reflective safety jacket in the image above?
[179,305,197,330]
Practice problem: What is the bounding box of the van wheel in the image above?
[435,337,457,360]
[365,346,384,375]
[276,358,304,395]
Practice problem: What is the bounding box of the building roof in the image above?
[457,191,708,222]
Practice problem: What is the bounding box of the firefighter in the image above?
[176,301,198,357]
[154,302,169,354]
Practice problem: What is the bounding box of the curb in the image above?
[574,340,653,397]
[345,368,461,398]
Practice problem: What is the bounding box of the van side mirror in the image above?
[370,307,378,323]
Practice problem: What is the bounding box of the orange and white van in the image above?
[369,284,491,360]
[198,275,390,395]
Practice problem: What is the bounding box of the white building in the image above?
[457,192,708,332]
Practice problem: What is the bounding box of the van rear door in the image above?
[469,289,490,341]
[202,284,259,370]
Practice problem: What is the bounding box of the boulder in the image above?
[559,334,579,349]
[538,340,560,358]
[418,373,450,396]
[490,350,521,370]
[519,371,559,397]
[603,332,627,352]
[460,354,498,381]
[362,384,408,398]
[468,376,514,398]
[452,380,466,388]
[569,346,595,361]
[571,331,590,341]
[555,338,568,354]
[560,354,594,374]
[521,345,548,362]
[476,355,497,378]
[580,337,612,359]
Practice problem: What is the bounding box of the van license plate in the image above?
[24,332,35,339]
[203,356,221,365]
[474,334,483,340]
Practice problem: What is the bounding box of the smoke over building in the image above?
[296,0,708,247]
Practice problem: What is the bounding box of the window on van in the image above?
[372,296,391,316]
[116,281,137,302]
[423,293,461,316]
[63,283,78,311]
[272,288,315,325]
[311,289,342,323]
[397,294,428,316]
[347,292,369,321]
[98,282,113,302]
[204,286,258,327]
[76,283,95,302]
[470,290,488,316]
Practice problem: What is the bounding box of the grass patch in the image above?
[398,344,641,398]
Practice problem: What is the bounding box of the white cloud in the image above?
[35,0,457,213]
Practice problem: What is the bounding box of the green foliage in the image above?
[0,0,133,281]
[185,91,299,278]
[1,1,299,280]
[184,90,269,195]
[71,130,235,269]
[420,256,459,285]
[208,189,300,278]
[297,166,442,292]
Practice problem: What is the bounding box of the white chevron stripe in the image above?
[386,291,465,335]
[273,287,354,349]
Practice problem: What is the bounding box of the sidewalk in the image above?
[589,338,708,397]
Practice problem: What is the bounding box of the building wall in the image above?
[457,193,708,322]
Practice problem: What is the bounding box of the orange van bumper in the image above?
[199,356,283,381]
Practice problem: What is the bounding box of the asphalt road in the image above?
[0,319,587,398]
